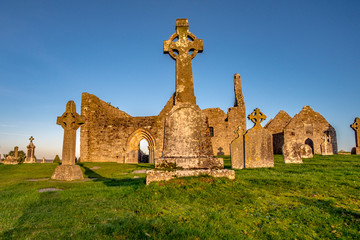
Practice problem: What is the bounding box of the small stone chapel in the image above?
[80,19,246,164]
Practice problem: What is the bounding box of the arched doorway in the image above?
[305,138,314,154]
[125,129,155,164]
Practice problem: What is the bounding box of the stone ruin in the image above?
[51,101,85,181]
[244,108,274,168]
[264,110,292,154]
[265,106,337,155]
[24,136,36,163]
[80,19,246,164]
[4,146,19,165]
[350,117,360,155]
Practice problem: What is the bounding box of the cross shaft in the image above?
[351,117,360,147]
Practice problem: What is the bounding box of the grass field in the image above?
[0,155,359,239]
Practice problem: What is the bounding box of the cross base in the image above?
[24,157,36,163]
[51,165,84,181]
[146,169,235,185]
[155,157,224,170]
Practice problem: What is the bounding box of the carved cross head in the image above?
[29,136,34,142]
[248,108,267,128]
[234,125,244,137]
[57,101,85,131]
[163,18,203,60]
[351,117,360,131]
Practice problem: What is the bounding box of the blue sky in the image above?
[1,0,359,158]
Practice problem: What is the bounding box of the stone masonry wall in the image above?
[284,106,337,155]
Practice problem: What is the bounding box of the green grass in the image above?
[0,155,359,239]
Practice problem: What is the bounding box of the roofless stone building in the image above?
[80,20,246,164]
[265,106,337,155]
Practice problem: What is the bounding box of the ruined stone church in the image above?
[80,22,246,164]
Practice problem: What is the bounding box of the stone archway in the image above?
[125,129,156,164]
[305,138,314,154]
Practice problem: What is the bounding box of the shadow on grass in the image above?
[77,163,146,188]
[295,196,360,223]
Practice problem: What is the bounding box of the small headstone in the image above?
[321,134,333,155]
[42,157,46,163]
[3,146,19,165]
[230,126,245,169]
[350,117,360,155]
[300,144,313,158]
[282,142,302,164]
[24,136,36,163]
[244,108,274,168]
[51,101,85,181]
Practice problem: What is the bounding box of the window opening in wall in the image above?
[209,127,214,137]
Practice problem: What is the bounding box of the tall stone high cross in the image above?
[248,108,267,128]
[57,101,85,165]
[351,117,360,154]
[52,101,85,181]
[164,18,203,104]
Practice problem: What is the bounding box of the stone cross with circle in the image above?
[248,108,267,128]
[163,19,203,104]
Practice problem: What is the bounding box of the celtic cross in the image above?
[164,18,203,104]
[248,108,267,128]
[29,136,34,142]
[351,117,360,147]
[57,101,85,165]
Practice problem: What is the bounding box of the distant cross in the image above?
[29,136,34,142]
[351,117,360,148]
[248,108,267,128]
[164,18,203,104]
[57,101,85,165]
[321,134,331,143]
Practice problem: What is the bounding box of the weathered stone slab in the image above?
[156,157,223,170]
[282,142,302,164]
[300,144,313,158]
[321,134,333,155]
[230,126,245,169]
[244,109,274,168]
[146,169,235,185]
[162,103,213,160]
[51,165,84,181]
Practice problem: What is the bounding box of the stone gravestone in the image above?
[300,144,313,158]
[230,126,245,169]
[351,117,360,155]
[24,136,36,163]
[282,141,302,164]
[321,133,333,156]
[51,101,85,181]
[146,19,235,184]
[42,157,46,163]
[4,146,19,165]
[244,108,274,168]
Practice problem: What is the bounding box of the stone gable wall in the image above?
[284,106,337,154]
